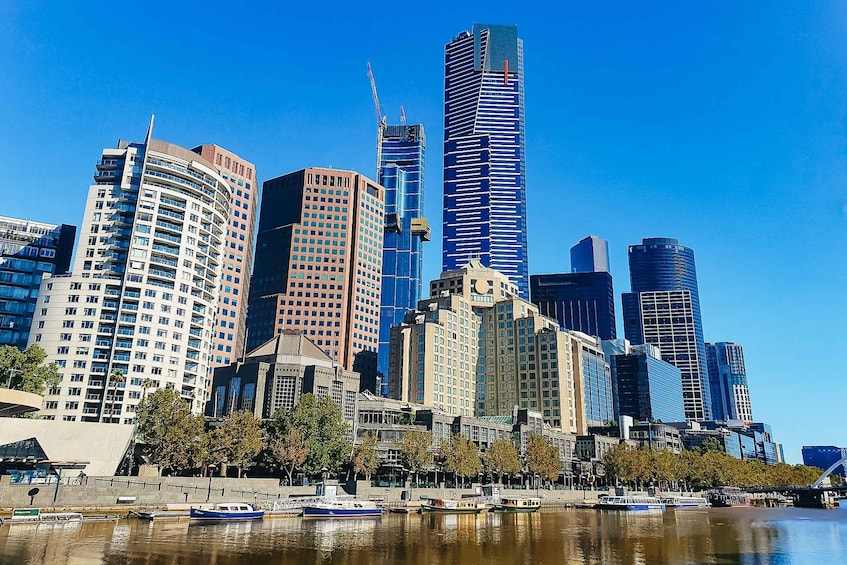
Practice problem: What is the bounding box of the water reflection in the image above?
[0,508,844,564]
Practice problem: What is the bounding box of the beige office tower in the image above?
[191,145,258,370]
[30,128,231,422]
[388,260,582,432]
[246,168,385,371]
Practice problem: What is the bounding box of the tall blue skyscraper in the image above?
[706,342,753,422]
[377,124,428,393]
[442,23,529,298]
[622,237,712,421]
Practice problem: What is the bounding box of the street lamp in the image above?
[321,466,328,493]
[206,464,216,502]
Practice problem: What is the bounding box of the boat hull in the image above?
[420,507,483,514]
[189,508,264,521]
[302,506,382,519]
[492,506,539,513]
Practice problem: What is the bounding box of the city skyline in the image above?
[2,2,846,462]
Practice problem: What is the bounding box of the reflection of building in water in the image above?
[305,518,378,552]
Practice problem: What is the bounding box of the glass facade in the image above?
[0,218,75,349]
[530,272,616,340]
[706,342,753,421]
[613,351,686,423]
[377,124,427,394]
[442,24,529,298]
[580,343,614,426]
[802,446,847,477]
[571,235,609,274]
[622,237,711,421]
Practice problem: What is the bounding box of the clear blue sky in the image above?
[2,2,846,463]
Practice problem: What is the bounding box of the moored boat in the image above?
[302,499,382,519]
[189,503,265,521]
[492,497,541,512]
[420,498,485,514]
[707,487,751,508]
[596,495,665,511]
[660,496,710,508]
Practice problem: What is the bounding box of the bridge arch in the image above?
[812,454,847,488]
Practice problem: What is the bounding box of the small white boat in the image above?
[420,498,485,514]
[660,496,710,508]
[302,499,382,519]
[596,495,665,511]
[492,497,542,512]
[189,502,264,521]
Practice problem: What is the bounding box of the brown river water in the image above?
[0,507,845,564]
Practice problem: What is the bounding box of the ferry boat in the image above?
[420,498,485,514]
[660,495,710,508]
[707,487,751,508]
[596,495,665,511]
[189,503,265,521]
[302,499,382,519]
[492,497,542,512]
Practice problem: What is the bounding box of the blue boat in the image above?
[596,495,665,511]
[189,502,265,521]
[302,499,382,519]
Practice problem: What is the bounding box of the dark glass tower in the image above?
[706,342,752,421]
[530,236,616,340]
[613,346,686,423]
[377,124,428,394]
[442,23,529,298]
[530,272,616,339]
[622,237,712,420]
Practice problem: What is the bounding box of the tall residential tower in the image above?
[30,124,232,421]
[706,341,753,422]
[622,237,711,420]
[442,24,529,297]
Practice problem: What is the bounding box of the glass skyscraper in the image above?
[613,345,686,423]
[706,341,753,422]
[442,23,529,298]
[571,235,609,273]
[622,237,712,421]
[377,124,428,394]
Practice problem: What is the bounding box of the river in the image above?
[1,508,845,564]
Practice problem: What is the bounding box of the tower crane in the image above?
[367,62,387,172]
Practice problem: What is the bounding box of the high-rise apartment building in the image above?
[246,168,385,371]
[442,24,529,298]
[191,145,258,368]
[30,127,232,421]
[530,236,616,340]
[0,217,75,349]
[377,124,429,392]
[706,342,753,422]
[622,237,711,420]
[571,235,609,274]
[388,261,606,434]
[613,344,686,423]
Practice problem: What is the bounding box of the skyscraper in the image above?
[191,145,258,368]
[571,235,609,273]
[30,124,232,421]
[622,237,711,420]
[0,216,75,349]
[613,344,686,423]
[377,124,428,393]
[530,236,616,340]
[442,23,529,297]
[706,342,753,421]
[246,168,385,371]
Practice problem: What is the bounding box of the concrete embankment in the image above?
[0,476,614,512]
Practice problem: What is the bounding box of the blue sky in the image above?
[2,2,846,463]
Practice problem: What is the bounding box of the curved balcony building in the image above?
[29,124,231,422]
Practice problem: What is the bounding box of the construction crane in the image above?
[367,62,387,173]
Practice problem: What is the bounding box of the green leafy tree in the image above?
[210,410,264,477]
[483,438,522,484]
[397,430,433,485]
[525,433,561,485]
[442,434,482,488]
[352,432,381,480]
[699,437,724,454]
[269,394,351,478]
[0,344,60,395]
[136,387,205,476]
[270,428,308,485]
